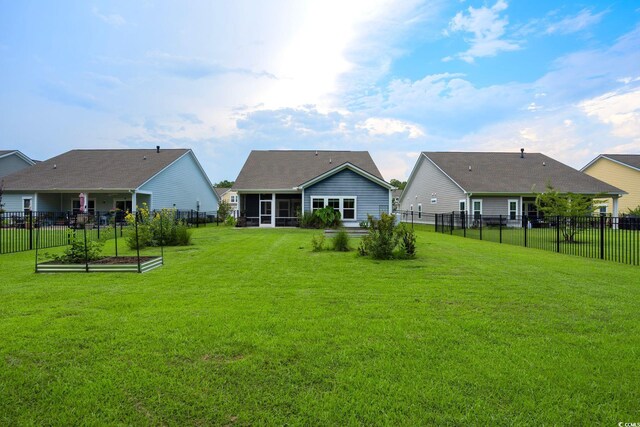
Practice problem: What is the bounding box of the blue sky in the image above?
[1,0,639,181]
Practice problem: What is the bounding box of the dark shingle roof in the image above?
[601,154,640,171]
[3,149,189,190]
[424,152,623,194]
[233,150,384,190]
[213,187,229,199]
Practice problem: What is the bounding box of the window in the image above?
[598,206,607,216]
[23,197,32,215]
[508,199,518,220]
[230,195,237,203]
[343,198,355,219]
[459,200,466,213]
[311,196,357,220]
[418,203,422,219]
[410,204,413,212]
[430,198,437,204]
[472,200,482,220]
[312,198,325,211]
[72,199,96,215]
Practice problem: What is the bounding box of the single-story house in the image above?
[2,147,218,215]
[213,187,239,217]
[392,189,403,212]
[233,150,394,227]
[0,150,36,179]
[581,154,640,214]
[400,150,625,223]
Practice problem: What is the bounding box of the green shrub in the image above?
[225,216,237,227]
[299,211,320,228]
[53,235,104,263]
[395,223,416,258]
[315,206,342,228]
[332,230,350,251]
[126,204,192,249]
[311,234,325,252]
[360,214,398,260]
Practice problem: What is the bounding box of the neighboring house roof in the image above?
[2,149,190,191]
[0,150,36,165]
[392,189,403,199]
[581,154,640,172]
[213,187,230,200]
[233,150,386,190]
[420,152,624,195]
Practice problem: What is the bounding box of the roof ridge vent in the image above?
[520,148,525,158]
[329,158,332,164]
[468,165,471,171]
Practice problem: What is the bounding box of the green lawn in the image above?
[1,226,639,425]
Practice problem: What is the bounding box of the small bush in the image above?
[311,234,325,252]
[360,213,398,260]
[332,230,350,251]
[299,211,320,228]
[225,216,237,227]
[126,204,192,249]
[299,207,342,229]
[53,235,104,263]
[174,223,192,246]
[396,223,416,258]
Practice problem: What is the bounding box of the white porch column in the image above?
[612,196,619,229]
[85,192,89,213]
[33,192,38,212]
[131,191,137,212]
[271,193,276,226]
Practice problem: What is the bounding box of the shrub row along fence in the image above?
[430,212,640,266]
[0,209,219,255]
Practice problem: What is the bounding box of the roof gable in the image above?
[233,150,385,190]
[299,162,393,190]
[0,150,36,165]
[583,154,640,172]
[423,152,624,195]
[2,149,190,191]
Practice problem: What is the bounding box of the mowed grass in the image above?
[1,225,639,425]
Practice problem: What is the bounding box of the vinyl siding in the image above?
[400,155,466,216]
[2,193,35,211]
[583,158,640,213]
[138,152,218,211]
[0,154,32,178]
[304,169,390,222]
[476,197,513,216]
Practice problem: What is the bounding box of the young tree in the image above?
[535,184,600,242]
[217,200,232,220]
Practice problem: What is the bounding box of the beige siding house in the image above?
[581,154,640,214]
[213,187,239,217]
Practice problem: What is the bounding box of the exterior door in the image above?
[260,200,272,226]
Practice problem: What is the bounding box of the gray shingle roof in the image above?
[423,152,624,194]
[3,149,189,190]
[601,154,640,171]
[233,150,384,190]
[213,187,229,199]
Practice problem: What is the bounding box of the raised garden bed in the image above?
[36,256,163,273]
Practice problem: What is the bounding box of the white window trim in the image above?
[22,196,33,212]
[472,199,483,218]
[508,199,519,220]
[459,200,466,213]
[417,203,422,219]
[410,204,413,212]
[310,196,358,221]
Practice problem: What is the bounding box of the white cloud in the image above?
[446,0,520,63]
[357,117,425,138]
[92,7,126,27]
[579,87,640,141]
[546,8,606,35]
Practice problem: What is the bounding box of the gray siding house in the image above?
[2,147,218,214]
[0,150,35,179]
[233,150,393,227]
[400,151,625,223]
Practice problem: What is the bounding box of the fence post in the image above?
[135,211,141,273]
[499,214,503,243]
[114,218,118,257]
[29,210,33,250]
[449,212,455,235]
[463,212,466,238]
[556,216,560,253]
[524,214,528,248]
[83,225,89,273]
[600,214,605,260]
[479,214,483,240]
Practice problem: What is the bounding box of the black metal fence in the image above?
[0,209,220,255]
[431,212,640,266]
